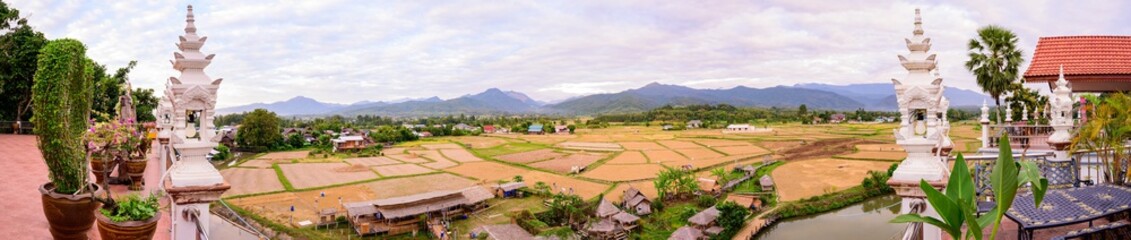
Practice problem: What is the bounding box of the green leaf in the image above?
[989,132,1020,240]
[947,153,977,209]
[1017,161,1047,207]
[892,214,961,239]
[921,180,963,237]
[959,200,984,240]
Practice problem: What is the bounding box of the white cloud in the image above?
[6,0,1129,108]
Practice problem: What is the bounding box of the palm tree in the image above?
[710,167,730,184]
[965,25,1024,124]
[1071,93,1131,185]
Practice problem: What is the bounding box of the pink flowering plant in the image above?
[81,118,146,159]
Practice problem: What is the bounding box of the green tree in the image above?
[237,109,283,150]
[712,201,751,240]
[32,38,93,193]
[131,87,158,122]
[710,167,729,184]
[965,25,1024,124]
[0,14,47,122]
[285,133,305,149]
[1071,93,1131,185]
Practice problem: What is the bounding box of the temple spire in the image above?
[913,8,923,35]
[185,5,196,34]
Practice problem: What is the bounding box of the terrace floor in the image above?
[0,134,171,240]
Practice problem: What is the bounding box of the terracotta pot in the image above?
[40,182,103,240]
[90,156,112,185]
[95,208,159,240]
[124,158,147,191]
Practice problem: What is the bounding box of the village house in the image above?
[686,120,702,129]
[492,182,525,198]
[688,206,724,236]
[527,124,544,134]
[760,175,775,191]
[669,226,705,240]
[830,113,847,123]
[217,127,237,148]
[332,135,368,152]
[725,124,751,131]
[587,199,639,239]
[662,123,674,131]
[555,125,570,135]
[343,187,493,237]
[482,125,496,133]
[621,187,652,215]
[453,123,476,131]
[474,224,535,240]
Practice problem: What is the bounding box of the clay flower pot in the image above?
[95,210,159,240]
[124,158,147,191]
[40,183,103,240]
[90,156,113,185]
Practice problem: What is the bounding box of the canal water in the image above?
[755,194,904,240]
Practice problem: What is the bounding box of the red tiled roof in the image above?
[1023,36,1131,83]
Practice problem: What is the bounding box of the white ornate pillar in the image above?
[162,5,230,240]
[980,100,991,149]
[1047,66,1074,160]
[887,9,948,240]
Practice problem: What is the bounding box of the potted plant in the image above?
[83,121,117,185]
[117,120,148,190]
[33,39,102,239]
[95,193,161,240]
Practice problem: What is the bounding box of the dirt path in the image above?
[732,205,781,240]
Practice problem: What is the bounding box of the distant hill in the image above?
[331,88,543,117]
[546,82,866,115]
[794,83,988,111]
[216,96,348,115]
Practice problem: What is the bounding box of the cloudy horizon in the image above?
[7,0,1130,108]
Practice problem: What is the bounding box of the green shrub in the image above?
[101,193,159,222]
[32,38,93,194]
[697,195,717,208]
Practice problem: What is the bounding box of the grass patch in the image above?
[272,163,295,191]
[772,185,892,219]
[637,202,702,239]
[450,196,550,235]
[218,199,335,239]
[473,142,548,157]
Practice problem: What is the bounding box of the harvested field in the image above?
[519,135,575,144]
[855,144,903,152]
[657,140,702,149]
[619,141,666,151]
[385,153,430,163]
[421,143,464,149]
[257,150,310,160]
[530,153,607,173]
[277,163,379,189]
[661,154,759,170]
[605,182,658,203]
[772,158,893,201]
[522,171,609,199]
[422,158,458,169]
[495,149,565,163]
[361,173,476,199]
[642,150,688,163]
[779,138,883,160]
[445,161,530,182]
[692,139,752,147]
[373,164,435,177]
[238,159,283,168]
[581,164,664,182]
[838,151,907,161]
[220,168,285,196]
[411,150,459,169]
[574,135,615,142]
[556,141,623,151]
[675,148,725,160]
[450,136,509,148]
[343,157,401,166]
[713,145,770,156]
[440,148,484,162]
[756,141,804,152]
[606,151,649,164]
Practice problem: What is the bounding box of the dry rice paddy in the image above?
[605,151,649,164]
[440,148,485,162]
[277,163,379,189]
[619,141,666,151]
[581,164,665,182]
[838,151,908,161]
[496,149,566,163]
[220,168,285,196]
[373,164,435,177]
[343,157,401,166]
[642,150,689,162]
[657,140,702,149]
[713,145,771,155]
[674,148,725,160]
[556,141,624,151]
[771,158,894,201]
[445,161,530,182]
[529,153,607,173]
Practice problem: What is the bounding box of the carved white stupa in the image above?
[161,5,230,240]
[888,9,949,240]
[1047,66,1074,155]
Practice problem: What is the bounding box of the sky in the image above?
[7,0,1130,108]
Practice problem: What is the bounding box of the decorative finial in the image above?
[185,5,197,34]
[913,8,923,35]
[1056,65,1069,89]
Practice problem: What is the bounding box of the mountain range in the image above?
[216,82,988,117]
